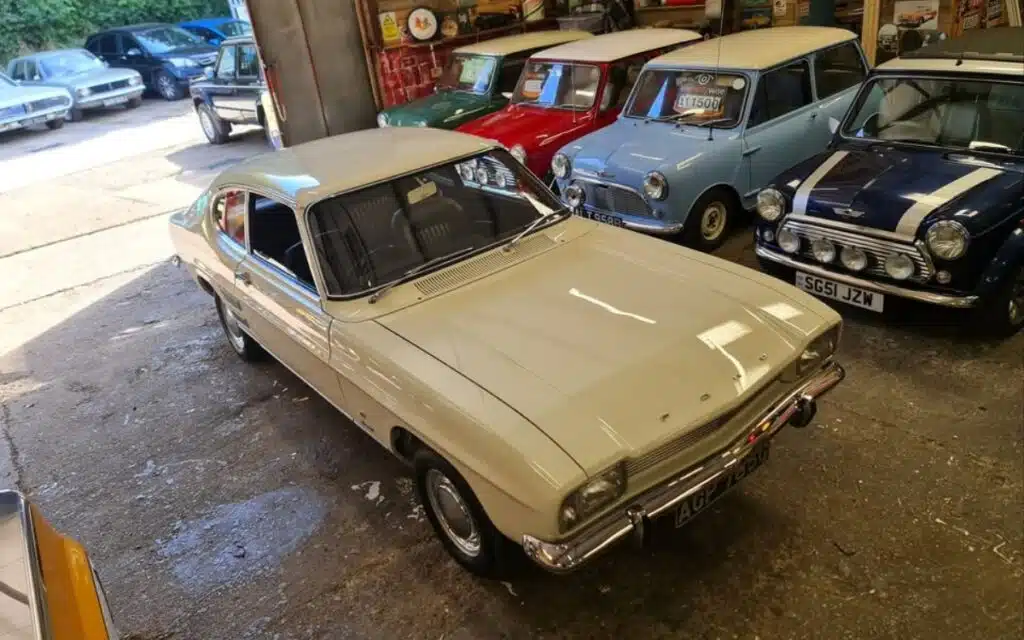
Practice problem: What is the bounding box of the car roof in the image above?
[530,28,703,63]
[216,128,500,207]
[876,56,1023,78]
[455,30,593,57]
[92,23,169,35]
[180,17,239,28]
[882,26,1024,77]
[17,48,89,60]
[647,26,858,71]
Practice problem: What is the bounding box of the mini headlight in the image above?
[564,182,584,209]
[925,220,969,260]
[884,253,915,280]
[559,463,627,532]
[839,246,868,271]
[642,171,668,201]
[778,228,801,253]
[475,166,489,185]
[510,144,527,164]
[811,238,837,263]
[756,188,785,221]
[376,112,389,128]
[797,323,841,376]
[76,87,91,98]
[552,153,570,179]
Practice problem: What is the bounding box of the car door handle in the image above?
[238,271,252,286]
[742,146,762,157]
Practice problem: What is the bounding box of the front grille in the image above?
[0,104,27,119]
[89,79,131,93]
[581,182,650,218]
[783,219,934,283]
[28,96,70,111]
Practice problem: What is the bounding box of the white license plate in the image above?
[103,96,129,107]
[796,272,884,312]
[25,116,47,126]
[675,442,770,528]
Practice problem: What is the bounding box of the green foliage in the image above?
[0,0,231,64]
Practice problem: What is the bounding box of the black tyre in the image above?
[126,96,142,109]
[67,108,84,122]
[155,71,184,100]
[972,263,1024,338]
[215,296,265,361]
[45,117,65,130]
[197,103,231,144]
[414,448,519,578]
[681,187,740,252]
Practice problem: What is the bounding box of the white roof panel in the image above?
[455,30,593,57]
[876,56,1024,78]
[531,28,703,63]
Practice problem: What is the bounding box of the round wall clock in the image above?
[407,7,439,41]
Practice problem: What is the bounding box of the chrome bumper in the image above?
[522,360,846,573]
[78,86,144,108]
[574,207,684,236]
[755,245,980,309]
[0,107,68,132]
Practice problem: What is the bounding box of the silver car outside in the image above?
[0,71,72,134]
[6,49,144,119]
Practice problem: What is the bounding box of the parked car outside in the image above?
[552,27,869,251]
[376,30,593,129]
[1,490,118,638]
[168,127,846,577]
[85,23,218,100]
[190,35,268,144]
[457,28,702,183]
[0,71,72,134]
[6,48,144,121]
[754,27,1024,336]
[179,16,252,46]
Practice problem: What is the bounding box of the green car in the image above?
[376,30,593,130]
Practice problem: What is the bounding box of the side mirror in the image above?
[203,66,214,80]
[501,92,513,100]
[126,48,142,58]
[828,117,840,134]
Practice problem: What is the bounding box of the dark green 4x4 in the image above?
[376,30,593,129]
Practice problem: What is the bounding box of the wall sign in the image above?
[773,0,788,17]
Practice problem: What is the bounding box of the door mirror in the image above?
[126,48,143,58]
[501,92,513,100]
[203,66,215,80]
[828,117,840,134]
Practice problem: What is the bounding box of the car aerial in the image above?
[552,26,869,251]
[457,28,703,184]
[375,30,593,130]
[753,27,1024,337]
[168,126,846,576]
[190,34,268,145]
[179,16,252,46]
[6,48,144,121]
[1,490,117,638]
[85,23,218,101]
[0,71,72,134]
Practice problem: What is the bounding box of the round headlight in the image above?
[642,171,668,201]
[510,144,527,164]
[756,188,785,221]
[778,228,801,254]
[811,238,837,263]
[564,183,585,208]
[376,112,389,127]
[475,166,489,185]
[494,171,508,189]
[925,220,969,260]
[552,153,570,179]
[884,253,915,280]
[839,246,868,271]
[77,87,91,98]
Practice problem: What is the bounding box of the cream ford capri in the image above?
[169,128,845,577]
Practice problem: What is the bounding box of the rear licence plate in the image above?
[675,441,770,527]
[795,272,884,312]
[578,210,624,227]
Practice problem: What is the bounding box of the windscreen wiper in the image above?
[367,246,478,304]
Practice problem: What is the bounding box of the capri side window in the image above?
[213,189,247,246]
[248,195,316,290]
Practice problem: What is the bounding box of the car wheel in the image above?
[156,71,184,100]
[414,448,519,578]
[215,296,265,361]
[973,263,1024,337]
[681,187,738,252]
[45,117,65,130]
[126,96,142,109]
[198,103,231,144]
[68,108,84,122]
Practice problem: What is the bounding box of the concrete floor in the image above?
[0,99,1021,640]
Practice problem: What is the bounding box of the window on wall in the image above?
[815,42,867,99]
[748,60,813,127]
[213,189,247,245]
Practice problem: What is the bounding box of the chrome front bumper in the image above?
[0,107,68,133]
[755,245,980,309]
[78,85,144,109]
[522,360,846,573]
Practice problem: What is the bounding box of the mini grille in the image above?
[414,233,555,296]
[581,182,650,218]
[783,219,934,283]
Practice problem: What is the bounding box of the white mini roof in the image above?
[876,56,1024,79]
[648,26,857,72]
[455,30,593,57]
[531,28,703,63]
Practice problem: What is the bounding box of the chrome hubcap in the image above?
[700,202,728,241]
[158,76,174,97]
[1009,267,1024,326]
[222,305,246,353]
[425,469,480,557]
[200,110,216,139]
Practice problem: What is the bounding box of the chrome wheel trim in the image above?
[425,469,481,558]
[700,202,727,241]
[1008,267,1024,327]
[222,305,247,353]
[157,75,175,99]
[199,109,217,140]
